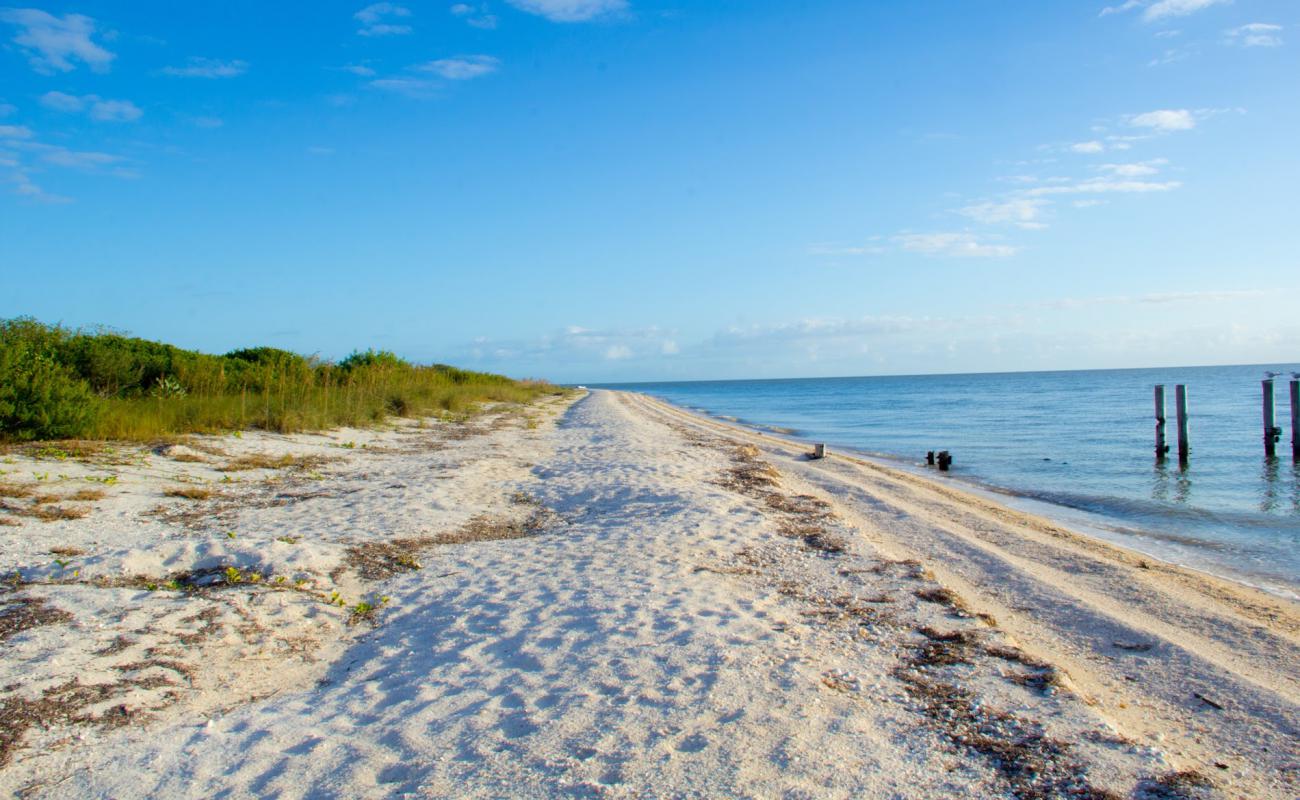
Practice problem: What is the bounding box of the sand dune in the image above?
[1,390,1295,798]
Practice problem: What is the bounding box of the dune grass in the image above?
[1,317,561,442]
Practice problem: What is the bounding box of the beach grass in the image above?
[1,317,561,442]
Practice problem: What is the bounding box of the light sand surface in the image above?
[1,390,1296,798]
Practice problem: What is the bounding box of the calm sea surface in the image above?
[598,364,1300,597]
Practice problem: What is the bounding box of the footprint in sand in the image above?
[676,733,709,753]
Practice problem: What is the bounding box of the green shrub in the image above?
[338,349,407,371]
[0,321,99,440]
[0,317,559,442]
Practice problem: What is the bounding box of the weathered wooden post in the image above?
[1175,384,1190,465]
[926,450,935,466]
[1154,385,1168,461]
[1262,379,1280,458]
[812,443,827,460]
[937,451,952,471]
[1291,379,1300,461]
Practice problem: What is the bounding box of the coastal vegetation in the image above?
[0,317,555,442]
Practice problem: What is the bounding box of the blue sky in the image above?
[1,0,1297,383]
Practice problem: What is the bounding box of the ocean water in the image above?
[598,364,1300,597]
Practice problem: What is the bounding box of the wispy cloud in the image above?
[1142,0,1229,22]
[162,57,248,78]
[959,197,1049,230]
[355,3,412,36]
[1069,140,1106,154]
[415,55,500,80]
[467,324,679,365]
[1129,108,1196,131]
[1225,23,1282,48]
[1022,177,1181,196]
[505,0,627,23]
[0,124,34,139]
[39,91,142,122]
[1027,289,1265,310]
[451,2,498,29]
[806,242,888,257]
[1101,0,1230,22]
[368,77,439,97]
[10,170,71,203]
[894,232,1018,258]
[1097,158,1167,177]
[0,8,114,73]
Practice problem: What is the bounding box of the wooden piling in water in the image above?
[1154,384,1168,461]
[1175,384,1190,465]
[1291,379,1299,461]
[1263,379,1279,458]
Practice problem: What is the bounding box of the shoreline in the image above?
[1,389,1296,797]
[633,392,1300,601]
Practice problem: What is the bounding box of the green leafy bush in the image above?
[0,320,99,440]
[0,317,559,441]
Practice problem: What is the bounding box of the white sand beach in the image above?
[2,390,1297,799]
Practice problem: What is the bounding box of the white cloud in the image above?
[1070,140,1106,154]
[369,77,439,97]
[1142,0,1229,22]
[0,8,114,73]
[1148,46,1194,66]
[86,98,140,122]
[661,340,679,355]
[894,232,1018,258]
[40,91,141,122]
[41,148,121,168]
[1024,177,1181,196]
[604,345,632,360]
[451,2,498,28]
[1129,108,1195,131]
[10,170,71,203]
[0,124,34,139]
[1225,23,1282,47]
[163,57,249,78]
[416,55,500,80]
[1029,289,1265,310]
[1097,158,1167,177]
[506,0,627,22]
[959,197,1049,229]
[1100,0,1143,16]
[39,90,84,112]
[355,3,412,36]
[807,242,887,256]
[1104,0,1231,21]
[342,64,377,77]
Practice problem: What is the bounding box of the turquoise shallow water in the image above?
[598,364,1300,596]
